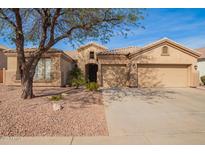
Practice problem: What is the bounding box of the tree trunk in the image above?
[20,57,40,99]
[20,63,37,99]
[21,74,34,99]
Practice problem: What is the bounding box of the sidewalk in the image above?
[0,136,148,145]
[1,132,205,145]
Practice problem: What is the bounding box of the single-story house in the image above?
[0,38,201,88]
[196,47,205,83]
[3,48,74,86]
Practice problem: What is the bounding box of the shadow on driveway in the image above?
[102,87,179,104]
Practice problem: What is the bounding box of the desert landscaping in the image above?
[0,84,108,136]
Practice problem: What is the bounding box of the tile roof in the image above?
[3,48,62,53]
[110,46,141,54]
[98,46,141,55]
[64,51,78,60]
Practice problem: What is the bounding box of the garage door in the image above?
[102,64,127,88]
[138,64,188,88]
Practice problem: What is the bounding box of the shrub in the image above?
[86,82,99,91]
[50,94,63,101]
[68,67,85,88]
[201,75,205,85]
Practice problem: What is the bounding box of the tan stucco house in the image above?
[0,38,201,88]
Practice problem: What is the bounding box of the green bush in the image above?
[68,67,85,88]
[50,94,63,101]
[201,75,205,85]
[86,82,99,91]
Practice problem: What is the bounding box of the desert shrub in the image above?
[86,82,99,91]
[68,67,85,88]
[201,75,205,85]
[50,94,63,101]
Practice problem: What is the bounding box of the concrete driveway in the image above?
[103,88,205,144]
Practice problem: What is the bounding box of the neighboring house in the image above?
[196,48,205,82]
[0,45,8,83]
[1,38,201,88]
[3,48,74,86]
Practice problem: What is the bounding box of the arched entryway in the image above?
[85,64,98,82]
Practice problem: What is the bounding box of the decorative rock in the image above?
[47,96,53,100]
[61,93,68,96]
[52,103,63,111]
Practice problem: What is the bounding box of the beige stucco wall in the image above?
[60,55,74,86]
[3,53,73,87]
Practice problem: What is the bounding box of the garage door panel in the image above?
[102,65,127,88]
[138,64,188,88]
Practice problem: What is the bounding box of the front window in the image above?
[89,51,94,59]
[34,58,51,81]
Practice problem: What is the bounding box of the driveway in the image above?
[103,88,205,144]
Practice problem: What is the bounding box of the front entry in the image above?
[85,64,98,82]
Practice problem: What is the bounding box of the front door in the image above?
[87,64,98,82]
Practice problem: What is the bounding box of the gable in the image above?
[130,41,198,65]
[130,38,200,59]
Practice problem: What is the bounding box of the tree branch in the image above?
[45,15,120,50]
[49,8,61,43]
[0,9,17,29]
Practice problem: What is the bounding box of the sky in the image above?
[0,8,205,51]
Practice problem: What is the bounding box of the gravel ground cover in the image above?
[0,85,108,136]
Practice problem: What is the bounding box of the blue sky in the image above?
[1,8,205,50]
